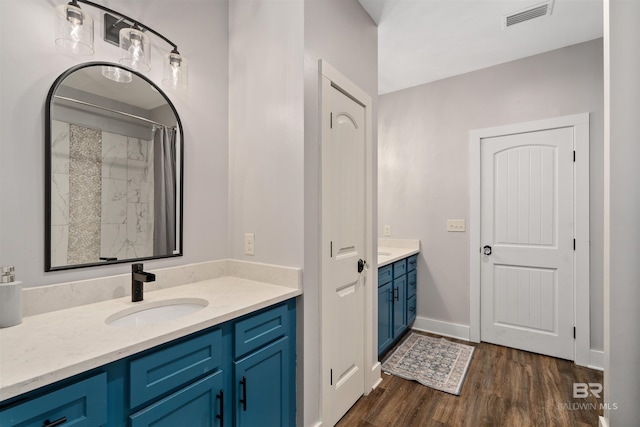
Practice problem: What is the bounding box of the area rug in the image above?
[381,332,475,395]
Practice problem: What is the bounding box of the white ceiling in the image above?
[358,0,603,94]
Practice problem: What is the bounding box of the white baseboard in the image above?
[589,349,604,371]
[412,316,470,341]
[369,361,382,392]
[599,415,608,427]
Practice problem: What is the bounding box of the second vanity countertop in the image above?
[378,238,420,267]
[0,276,301,402]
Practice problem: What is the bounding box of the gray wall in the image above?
[0,0,229,286]
[228,0,304,267]
[604,0,640,423]
[378,39,604,351]
[304,0,378,425]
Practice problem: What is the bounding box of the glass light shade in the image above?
[55,3,94,55]
[119,28,151,72]
[101,66,132,83]
[162,52,188,90]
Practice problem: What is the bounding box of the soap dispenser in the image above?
[0,266,22,328]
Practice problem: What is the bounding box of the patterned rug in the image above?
[381,332,475,395]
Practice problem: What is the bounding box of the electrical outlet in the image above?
[244,233,255,256]
[384,225,391,236]
[447,219,466,232]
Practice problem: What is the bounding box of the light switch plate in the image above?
[384,225,391,236]
[447,219,466,232]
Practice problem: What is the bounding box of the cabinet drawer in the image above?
[378,264,392,286]
[130,371,223,427]
[0,373,107,427]
[407,254,418,272]
[393,259,406,278]
[235,303,289,358]
[130,328,223,409]
[407,270,417,299]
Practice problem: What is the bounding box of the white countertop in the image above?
[378,239,420,267]
[0,277,301,402]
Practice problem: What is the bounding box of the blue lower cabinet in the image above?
[130,370,224,427]
[378,254,418,357]
[233,337,293,427]
[0,373,107,427]
[377,282,393,354]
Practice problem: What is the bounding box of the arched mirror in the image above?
[45,62,183,271]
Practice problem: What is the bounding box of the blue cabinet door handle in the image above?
[43,417,67,427]
[216,390,224,426]
[239,376,247,411]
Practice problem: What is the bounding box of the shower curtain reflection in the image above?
[153,125,177,255]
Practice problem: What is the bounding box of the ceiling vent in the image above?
[502,0,554,29]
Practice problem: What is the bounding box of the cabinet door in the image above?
[377,281,393,356]
[392,275,407,338]
[130,370,224,427]
[233,337,293,427]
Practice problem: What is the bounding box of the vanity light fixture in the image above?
[55,0,94,55]
[119,25,151,72]
[54,0,189,89]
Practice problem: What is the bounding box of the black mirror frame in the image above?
[44,62,184,272]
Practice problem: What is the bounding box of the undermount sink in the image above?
[106,298,209,327]
[378,251,392,256]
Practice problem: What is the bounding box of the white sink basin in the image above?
[106,298,208,327]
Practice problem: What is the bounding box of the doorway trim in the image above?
[469,113,590,366]
[318,59,378,424]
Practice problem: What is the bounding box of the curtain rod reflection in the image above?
[54,95,176,128]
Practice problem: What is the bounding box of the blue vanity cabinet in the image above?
[378,254,418,357]
[0,299,296,427]
[0,373,107,427]
[232,301,296,427]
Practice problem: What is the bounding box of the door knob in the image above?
[483,245,492,256]
[358,259,367,273]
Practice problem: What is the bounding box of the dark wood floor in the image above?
[337,331,603,427]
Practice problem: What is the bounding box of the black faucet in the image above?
[132,263,156,302]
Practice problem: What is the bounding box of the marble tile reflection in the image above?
[50,225,68,266]
[102,178,127,224]
[51,120,69,174]
[102,132,127,180]
[100,224,128,260]
[128,137,148,162]
[51,173,69,226]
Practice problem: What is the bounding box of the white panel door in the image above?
[480,127,574,360]
[321,78,366,426]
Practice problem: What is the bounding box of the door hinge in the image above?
[330,241,333,257]
[574,239,576,250]
[330,112,333,129]
[330,369,333,385]
[573,150,576,162]
[573,326,576,339]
